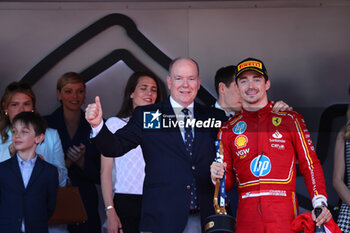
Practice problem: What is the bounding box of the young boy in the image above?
[0,111,58,233]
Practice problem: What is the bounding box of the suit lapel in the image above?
[27,157,44,189]
[9,156,25,190]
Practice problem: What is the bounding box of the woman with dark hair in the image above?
[45,72,101,233]
[0,81,68,233]
[100,71,162,233]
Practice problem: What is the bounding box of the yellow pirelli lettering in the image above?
[238,61,262,71]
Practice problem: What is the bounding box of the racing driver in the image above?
[210,58,331,233]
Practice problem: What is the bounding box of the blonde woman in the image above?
[45,72,101,233]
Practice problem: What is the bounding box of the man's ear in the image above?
[35,133,45,144]
[218,82,226,94]
[265,80,271,91]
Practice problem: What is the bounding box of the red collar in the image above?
[241,101,273,117]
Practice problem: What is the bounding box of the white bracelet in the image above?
[104,205,114,211]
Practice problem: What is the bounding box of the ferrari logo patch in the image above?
[272,117,282,127]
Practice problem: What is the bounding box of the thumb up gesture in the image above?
[85,96,103,128]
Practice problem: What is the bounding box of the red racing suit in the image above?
[218,101,327,233]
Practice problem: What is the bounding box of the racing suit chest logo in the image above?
[272,130,282,139]
[235,135,248,149]
[250,155,271,177]
[233,121,247,135]
[272,117,282,126]
[236,148,250,159]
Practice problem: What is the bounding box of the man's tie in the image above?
[182,108,198,210]
[182,108,194,157]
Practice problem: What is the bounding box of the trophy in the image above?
[205,140,235,233]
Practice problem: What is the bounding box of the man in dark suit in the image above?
[0,112,58,233]
[85,57,226,233]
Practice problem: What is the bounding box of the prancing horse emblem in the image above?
[272,117,282,127]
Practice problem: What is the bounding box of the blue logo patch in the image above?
[250,155,271,177]
[233,121,247,135]
[143,110,161,129]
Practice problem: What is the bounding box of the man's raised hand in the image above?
[85,96,103,128]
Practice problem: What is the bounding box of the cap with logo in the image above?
[235,58,268,80]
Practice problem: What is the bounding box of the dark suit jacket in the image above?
[0,156,58,233]
[92,98,226,233]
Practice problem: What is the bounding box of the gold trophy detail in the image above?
[205,140,235,233]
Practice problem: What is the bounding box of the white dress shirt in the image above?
[214,101,235,118]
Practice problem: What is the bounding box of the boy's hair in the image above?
[12,112,47,136]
